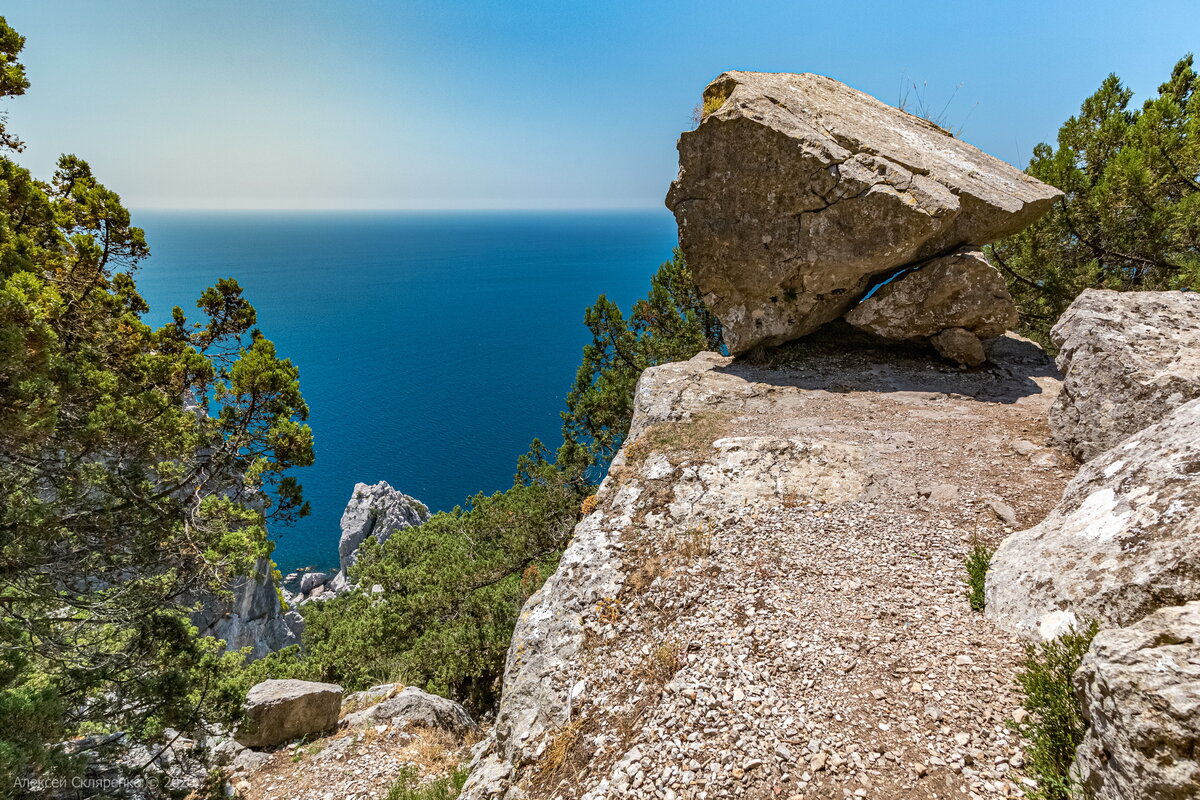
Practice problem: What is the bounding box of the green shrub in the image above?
[386,767,468,800]
[290,441,581,712]
[964,540,995,611]
[990,55,1200,347]
[558,248,723,475]
[1013,620,1101,800]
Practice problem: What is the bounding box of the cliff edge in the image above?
[463,330,1070,800]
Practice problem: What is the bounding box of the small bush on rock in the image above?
[964,540,995,611]
[385,766,468,800]
[1013,620,1101,800]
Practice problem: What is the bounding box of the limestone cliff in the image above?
[191,556,303,661]
[463,330,1070,800]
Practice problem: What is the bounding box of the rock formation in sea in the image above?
[665,70,1061,359]
[195,481,430,660]
[293,480,430,601]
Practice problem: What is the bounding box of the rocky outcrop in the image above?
[462,331,1069,800]
[235,679,344,748]
[665,71,1059,355]
[191,557,303,661]
[1073,601,1200,799]
[343,686,480,736]
[844,250,1017,365]
[331,481,429,590]
[1049,289,1200,462]
[225,686,479,800]
[299,571,329,595]
[987,397,1200,639]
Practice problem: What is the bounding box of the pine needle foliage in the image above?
[1013,621,1101,800]
[964,540,995,612]
[990,55,1200,346]
[281,442,580,712]
[0,16,312,783]
[557,247,723,475]
[385,767,469,800]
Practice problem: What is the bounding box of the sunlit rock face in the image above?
[1049,288,1200,462]
[1073,601,1200,800]
[987,397,1200,640]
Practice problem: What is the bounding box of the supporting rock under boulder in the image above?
[235,679,343,748]
[1073,601,1200,800]
[930,327,986,367]
[665,71,1060,355]
[1049,288,1200,462]
[844,249,1017,363]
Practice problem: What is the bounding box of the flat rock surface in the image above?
[463,331,1071,800]
[1050,289,1200,462]
[666,71,1060,354]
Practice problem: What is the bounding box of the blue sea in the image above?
[134,211,678,574]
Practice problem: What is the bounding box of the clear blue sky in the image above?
[3,0,1197,210]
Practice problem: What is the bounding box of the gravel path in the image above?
[518,333,1073,800]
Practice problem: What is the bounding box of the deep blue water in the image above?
[133,211,678,573]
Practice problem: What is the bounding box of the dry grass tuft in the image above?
[539,719,584,778]
[625,412,730,467]
[580,494,598,515]
[402,727,475,775]
[638,640,685,687]
[673,525,712,559]
[594,596,623,624]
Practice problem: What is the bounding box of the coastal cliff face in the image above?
[455,73,1200,800]
[463,331,1071,800]
[191,557,303,661]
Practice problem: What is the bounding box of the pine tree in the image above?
[558,248,723,473]
[989,55,1200,345]
[0,17,312,782]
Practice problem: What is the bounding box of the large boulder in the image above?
[235,679,343,748]
[986,398,1200,639]
[665,71,1061,354]
[1049,289,1200,462]
[343,686,480,736]
[1073,601,1200,799]
[337,481,430,575]
[299,571,328,595]
[844,249,1017,361]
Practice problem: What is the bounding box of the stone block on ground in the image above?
[1073,601,1200,800]
[235,679,343,748]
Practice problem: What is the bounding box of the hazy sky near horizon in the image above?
[4,1,1197,210]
